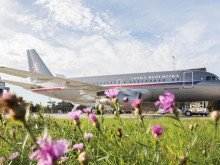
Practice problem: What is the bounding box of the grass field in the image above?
[1,113,220,165]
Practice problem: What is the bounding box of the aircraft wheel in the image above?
[185,111,192,116]
[91,107,97,114]
[112,109,121,114]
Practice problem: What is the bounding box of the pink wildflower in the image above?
[131,99,142,108]
[9,152,19,160]
[89,114,97,122]
[105,88,119,98]
[0,157,6,163]
[82,107,91,114]
[84,133,93,140]
[67,110,82,120]
[2,91,11,99]
[152,125,163,139]
[60,156,68,162]
[73,143,84,150]
[155,91,175,113]
[29,135,70,165]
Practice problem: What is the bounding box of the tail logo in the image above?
[32,61,40,73]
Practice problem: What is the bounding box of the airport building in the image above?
[0,81,7,96]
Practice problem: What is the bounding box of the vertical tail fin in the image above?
[27,49,53,82]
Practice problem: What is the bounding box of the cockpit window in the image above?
[212,76,218,80]
[206,76,211,80]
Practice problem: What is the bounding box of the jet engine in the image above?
[99,89,152,109]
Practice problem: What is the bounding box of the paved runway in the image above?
[33,113,210,119]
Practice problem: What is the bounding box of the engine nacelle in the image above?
[139,89,153,101]
[99,98,111,105]
[99,89,152,110]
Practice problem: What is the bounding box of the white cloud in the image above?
[35,0,117,37]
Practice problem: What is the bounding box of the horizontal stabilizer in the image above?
[0,67,52,80]
[1,80,42,89]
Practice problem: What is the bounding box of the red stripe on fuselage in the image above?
[107,83,183,88]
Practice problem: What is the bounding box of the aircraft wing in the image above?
[1,80,42,90]
[0,67,107,91]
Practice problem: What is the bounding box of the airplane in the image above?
[1,49,220,113]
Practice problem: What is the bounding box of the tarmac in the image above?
[33,113,210,119]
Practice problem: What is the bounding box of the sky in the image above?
[1,0,220,105]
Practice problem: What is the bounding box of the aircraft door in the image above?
[117,79,123,88]
[183,72,193,88]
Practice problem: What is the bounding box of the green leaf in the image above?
[22,133,29,151]
[191,134,198,147]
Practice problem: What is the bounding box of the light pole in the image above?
[172,56,175,71]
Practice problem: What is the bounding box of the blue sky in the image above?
[1,0,220,105]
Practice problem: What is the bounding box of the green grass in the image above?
[1,114,220,164]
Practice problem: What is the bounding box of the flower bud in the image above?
[78,151,89,165]
[35,124,38,130]
[3,120,7,127]
[54,121,58,127]
[0,157,6,164]
[9,130,16,138]
[135,107,142,116]
[93,121,100,130]
[211,111,220,122]
[194,123,198,128]
[116,128,122,138]
[202,149,207,156]
[74,120,80,127]
[98,104,104,112]
[179,156,187,165]
[0,94,26,122]
[112,97,118,104]
[189,125,194,131]
[92,148,95,153]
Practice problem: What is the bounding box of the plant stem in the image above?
[0,135,29,159]
[22,121,39,148]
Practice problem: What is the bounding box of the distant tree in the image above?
[213,100,220,110]
[175,102,185,109]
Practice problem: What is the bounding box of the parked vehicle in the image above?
[183,101,209,116]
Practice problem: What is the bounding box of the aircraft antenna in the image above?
[172,56,175,71]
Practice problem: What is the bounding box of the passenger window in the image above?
[212,76,218,80]
[163,79,165,81]
[146,80,148,82]
[150,80,152,82]
[130,81,132,83]
[172,79,174,81]
[154,80,156,82]
[137,80,139,83]
[206,76,211,80]
[177,78,179,81]
[124,81,126,83]
[159,79,160,82]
